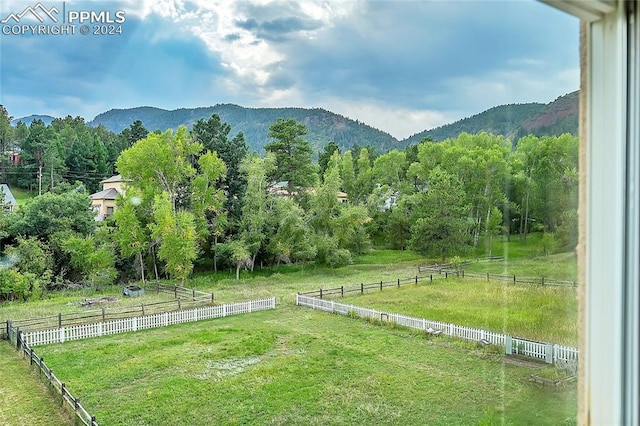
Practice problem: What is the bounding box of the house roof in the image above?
[90,187,120,201]
[0,184,17,206]
[100,174,126,184]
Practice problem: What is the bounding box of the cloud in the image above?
[0,0,579,139]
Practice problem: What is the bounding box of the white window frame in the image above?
[541,1,639,424]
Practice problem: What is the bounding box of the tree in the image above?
[353,148,373,204]
[6,190,96,239]
[61,235,117,287]
[238,154,274,270]
[192,115,247,221]
[150,195,199,285]
[126,120,149,147]
[113,194,149,283]
[341,150,356,202]
[265,118,317,194]
[0,105,14,183]
[409,168,469,261]
[116,127,202,211]
[318,141,340,180]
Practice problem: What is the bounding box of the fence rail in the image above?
[417,264,576,288]
[4,283,214,334]
[20,298,276,346]
[15,337,98,425]
[296,294,579,365]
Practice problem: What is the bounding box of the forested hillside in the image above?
[1,100,579,301]
[403,91,579,146]
[90,105,399,155]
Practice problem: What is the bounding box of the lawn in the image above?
[0,246,578,425]
[0,342,71,425]
[35,305,577,425]
[336,278,578,345]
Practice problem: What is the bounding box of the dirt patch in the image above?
[502,355,546,369]
[81,297,118,307]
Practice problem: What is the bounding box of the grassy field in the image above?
[8,185,35,205]
[0,246,578,425]
[35,305,577,425]
[339,278,577,345]
[0,342,71,425]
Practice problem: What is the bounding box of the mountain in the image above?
[89,104,400,154]
[12,91,579,154]
[401,91,579,146]
[11,114,55,126]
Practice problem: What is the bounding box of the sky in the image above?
[0,0,579,140]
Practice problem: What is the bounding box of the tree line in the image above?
[0,105,578,301]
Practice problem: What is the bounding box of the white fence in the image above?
[296,294,579,365]
[23,298,276,346]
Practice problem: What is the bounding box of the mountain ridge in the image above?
[11,91,579,153]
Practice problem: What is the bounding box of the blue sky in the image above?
[0,0,579,140]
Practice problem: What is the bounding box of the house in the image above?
[89,175,127,221]
[269,181,348,204]
[0,184,17,212]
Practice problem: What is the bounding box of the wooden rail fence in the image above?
[3,283,214,335]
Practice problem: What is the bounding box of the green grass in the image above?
[35,305,577,425]
[0,342,71,425]
[339,278,578,345]
[0,245,578,425]
[8,186,36,205]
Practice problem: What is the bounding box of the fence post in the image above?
[505,336,512,355]
[58,313,62,328]
[513,275,516,284]
[360,283,363,294]
[102,308,106,322]
[545,343,553,364]
[462,270,464,278]
[430,274,432,282]
[141,304,145,316]
[61,383,66,405]
[177,299,181,310]
[59,328,65,344]
[341,286,344,297]
[487,272,490,282]
[415,276,418,284]
[381,281,383,291]
[193,289,196,300]
[542,277,545,286]
[320,288,323,299]
[397,279,400,288]
[445,272,448,279]
[174,286,177,298]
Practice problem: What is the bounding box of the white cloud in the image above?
[322,99,452,140]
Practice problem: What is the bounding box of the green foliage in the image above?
[0,268,40,301]
[265,118,317,193]
[408,168,469,261]
[150,196,199,285]
[6,190,96,239]
[4,236,53,279]
[61,234,117,287]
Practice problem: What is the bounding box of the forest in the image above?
[0,105,578,301]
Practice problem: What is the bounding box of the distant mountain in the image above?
[11,114,55,126]
[13,91,579,155]
[90,105,400,154]
[401,91,579,147]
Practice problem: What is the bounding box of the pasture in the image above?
[0,247,578,424]
[34,305,577,425]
